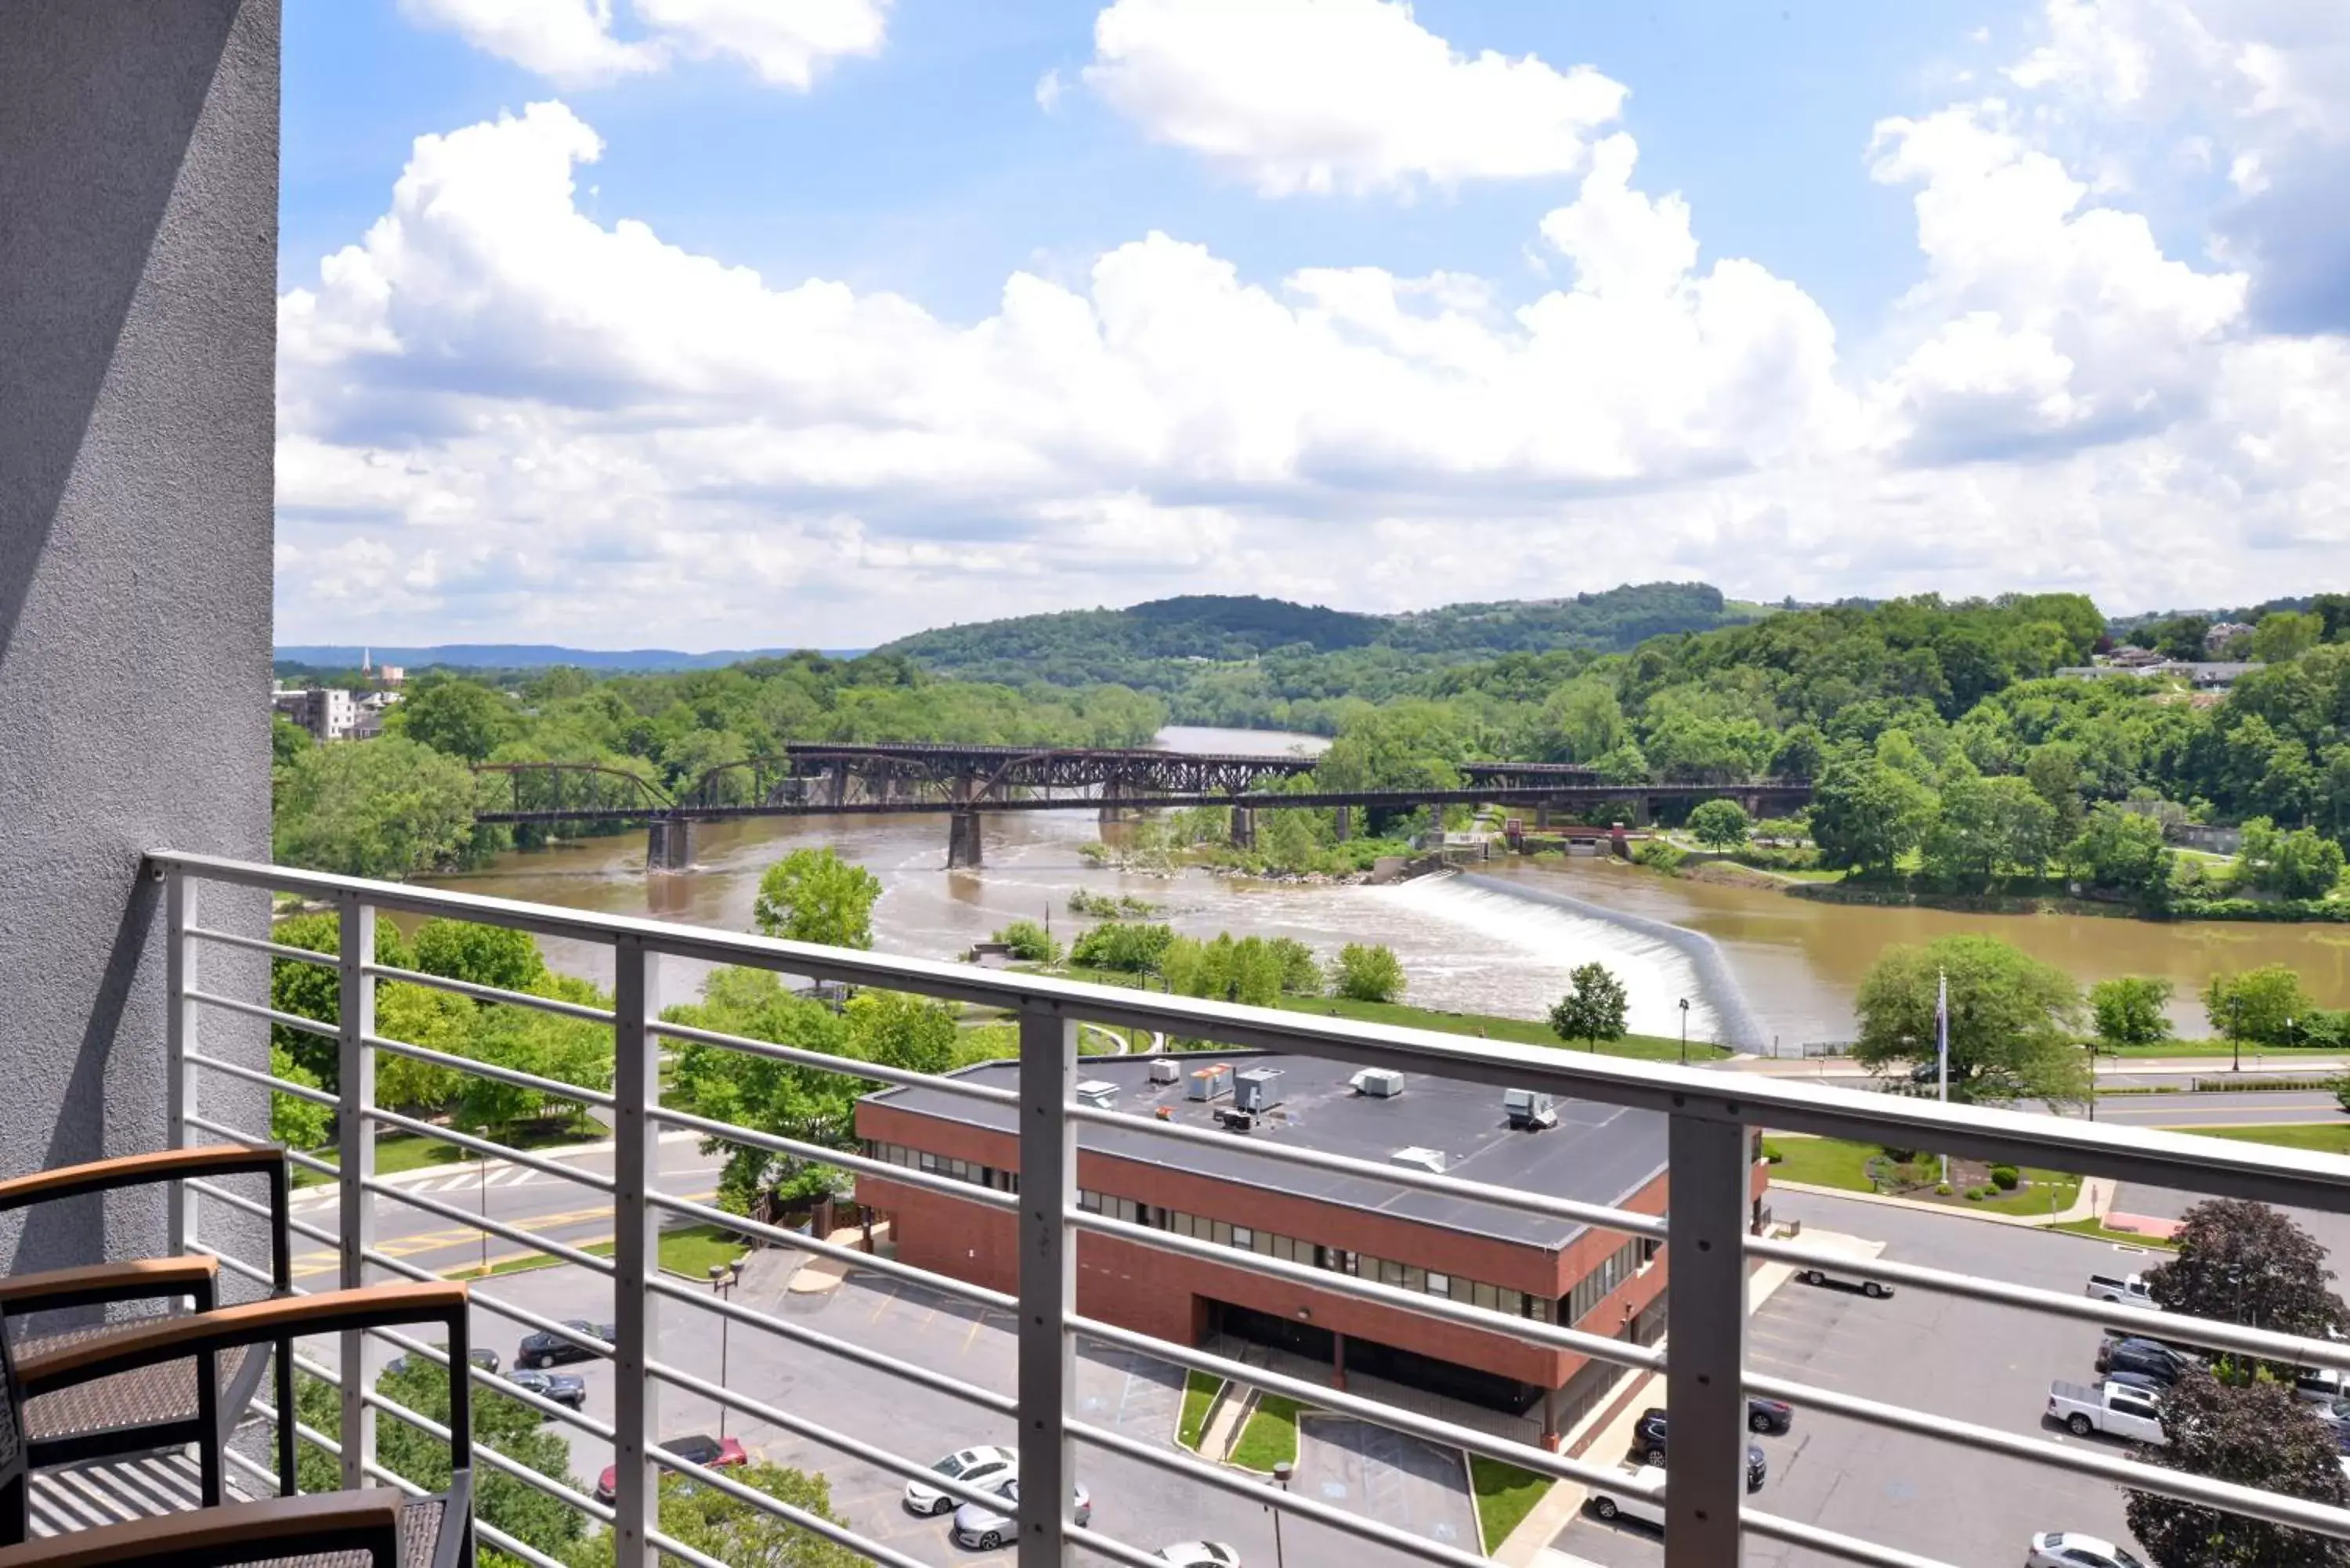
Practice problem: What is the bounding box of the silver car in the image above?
[1157,1545,1239,1568]
[906,1445,1017,1516]
[950,1476,1091,1550]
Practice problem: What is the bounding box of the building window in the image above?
[1079,1190,1103,1212]
[1426,1273,1451,1298]
[1231,1227,1253,1249]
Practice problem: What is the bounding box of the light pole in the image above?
[2230,995,2244,1074]
[1677,998,1690,1067]
[709,1259,741,1437]
[1267,1460,1292,1568]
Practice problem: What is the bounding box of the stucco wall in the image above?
[0,2,279,1275]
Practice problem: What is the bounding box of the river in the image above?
[423,727,2350,1047]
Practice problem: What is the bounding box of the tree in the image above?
[2126,1370,2350,1568]
[1809,758,1935,876]
[271,714,313,768]
[450,977,616,1140]
[566,1463,864,1568]
[390,675,524,762]
[2146,1199,2349,1338]
[1548,963,1629,1050]
[990,919,1061,964]
[2236,817,2347,900]
[272,736,479,880]
[412,917,549,993]
[753,848,882,949]
[269,912,416,1090]
[1330,943,1405,1003]
[269,1042,332,1150]
[2251,610,2324,665]
[1851,935,2088,1104]
[1067,921,1175,973]
[1921,764,2059,883]
[2204,965,2312,1047]
[1687,799,1752,851]
[1268,937,1323,995]
[2068,804,2174,900]
[2089,976,2175,1050]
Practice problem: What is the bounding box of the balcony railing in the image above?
[146,848,2350,1568]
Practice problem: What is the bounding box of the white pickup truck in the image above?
[2086,1273,2160,1310]
[2048,1380,2167,1445]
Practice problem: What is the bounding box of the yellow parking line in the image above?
[963,1313,989,1355]
[287,1190,717,1279]
[869,1282,902,1323]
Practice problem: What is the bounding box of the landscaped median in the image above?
[443,1220,748,1283]
[1761,1135,2081,1217]
[1177,1369,1222,1452]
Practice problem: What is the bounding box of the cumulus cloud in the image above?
[400,0,886,89]
[1079,0,1627,195]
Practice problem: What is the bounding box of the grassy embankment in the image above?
[1177,1369,1222,1452]
[1762,1136,2081,1216]
[1228,1394,1302,1472]
[1469,1454,1551,1551]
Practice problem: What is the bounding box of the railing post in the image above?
[336,894,378,1490]
[613,936,660,1565]
[1017,1003,1076,1568]
[1665,1108,1750,1567]
[164,867,195,1259]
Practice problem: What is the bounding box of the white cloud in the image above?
[399,0,886,89]
[1079,0,1627,195]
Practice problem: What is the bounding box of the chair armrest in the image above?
[0,1256,217,1317]
[0,1490,403,1568]
[13,1283,468,1396]
[0,1147,283,1214]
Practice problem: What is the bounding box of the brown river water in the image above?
[422,728,2350,1049]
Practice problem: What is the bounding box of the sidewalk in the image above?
[1767,1173,2113,1230]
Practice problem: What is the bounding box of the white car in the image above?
[950,1476,1092,1550]
[905,1445,1016,1516]
[2026,1533,2146,1568]
[1156,1545,1240,1568]
[1584,1465,1667,1530]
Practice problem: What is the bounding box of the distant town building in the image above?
[2204,621,2255,656]
[2106,645,2167,669]
[377,663,406,688]
[2056,659,2251,689]
[273,685,357,742]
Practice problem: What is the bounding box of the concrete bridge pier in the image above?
[1534,803,1552,829]
[1228,807,1256,850]
[1333,805,1350,842]
[647,818,695,872]
[947,811,985,869]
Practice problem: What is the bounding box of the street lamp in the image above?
[1677,998,1690,1066]
[709,1259,742,1437]
[1266,1460,1293,1568]
[2231,995,2244,1074]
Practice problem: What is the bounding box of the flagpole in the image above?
[1937,969,1950,1188]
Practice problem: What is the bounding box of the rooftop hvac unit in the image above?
[1148,1058,1181,1085]
[1350,1068,1405,1098]
[1213,1107,1256,1133]
[1075,1080,1119,1110]
[1390,1146,1448,1175]
[1186,1064,1235,1102]
[1503,1088,1557,1129]
[1235,1068,1285,1112]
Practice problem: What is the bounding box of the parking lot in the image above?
[1557,1190,2146,1566]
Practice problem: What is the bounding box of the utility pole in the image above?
[2231,995,2244,1074]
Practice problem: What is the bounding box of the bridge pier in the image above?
[947,811,984,870]
[1333,804,1350,842]
[1228,807,1256,851]
[647,818,695,872]
[1534,803,1552,829]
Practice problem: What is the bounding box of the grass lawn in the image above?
[1469,1454,1550,1552]
[1177,1369,1222,1452]
[2167,1123,2350,1154]
[1762,1136,2078,1214]
[1228,1394,1303,1472]
[2052,1217,2179,1250]
[297,1120,602,1187]
[2101,1042,2335,1058]
[442,1221,747,1283]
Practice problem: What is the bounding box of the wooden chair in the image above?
[0,1282,475,1568]
[0,1147,293,1541]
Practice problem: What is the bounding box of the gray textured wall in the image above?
[0,2,280,1275]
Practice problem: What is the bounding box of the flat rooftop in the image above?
[862,1051,1667,1251]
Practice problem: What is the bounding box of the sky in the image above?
[274,0,2350,649]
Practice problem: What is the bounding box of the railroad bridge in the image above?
[470,742,1808,871]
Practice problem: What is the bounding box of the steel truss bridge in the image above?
[469,742,1810,869]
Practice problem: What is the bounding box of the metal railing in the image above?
[146,848,2350,1568]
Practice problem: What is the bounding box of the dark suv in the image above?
[2096,1336,2190,1387]
[517,1320,616,1370]
[1630,1408,1770,1490]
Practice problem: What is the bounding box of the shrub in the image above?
[1759,1140,1786,1165]
[990,920,1061,965]
[1989,1164,2019,1191]
[1967,1188,1987,1201]
[1068,921,1175,973]
[1330,943,1406,1003]
[1935,1181,1953,1195]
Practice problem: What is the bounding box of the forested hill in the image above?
[876,583,1759,688]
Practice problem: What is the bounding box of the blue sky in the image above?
[272,0,2350,649]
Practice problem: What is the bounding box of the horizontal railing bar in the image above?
[1073,1315,1652,1498]
[1740,1509,1960,1568]
[1065,1526,1182,1568]
[646,1190,1015,1310]
[1744,1367,2350,1541]
[473,1521,573,1568]
[363,1387,614,1522]
[360,1103,619,1189]
[363,959,616,1022]
[184,1179,339,1251]
[150,850,2350,1216]
[652,1016,1021,1105]
[366,1323,619,1440]
[365,1034,619,1111]
[1071,1415,1478,1568]
[189,925,339,966]
[1752,1232,2350,1374]
[356,1245,616,1357]
[652,1448,931,1568]
[1066,1098,1669,1241]
[647,1273,1017,1415]
[358,1176,618,1275]
[645,1353,1021,1516]
[648,1103,1018,1212]
[191,1242,280,1294]
[179,1111,338,1180]
[358,1458,430,1497]
[184,1050,338,1107]
[1065,1207,1659,1371]
[186,988,339,1041]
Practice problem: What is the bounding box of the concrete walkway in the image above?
[1767,1173,2114,1230]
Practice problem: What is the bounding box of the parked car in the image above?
[905,1445,1018,1516]
[2295,1367,2350,1406]
[504,1369,587,1414]
[518,1320,614,1370]
[950,1476,1090,1551]
[1584,1464,1667,1530]
[2085,1274,2160,1310]
[384,1347,501,1378]
[595,1434,747,1505]
[1744,1396,1795,1435]
[1628,1409,1768,1490]
[2025,1532,2147,1567]
[2045,1381,2166,1446]
[2095,1336,2190,1386]
[1795,1264,1893,1299]
[2099,1370,2168,1399]
[1155,1545,1240,1568]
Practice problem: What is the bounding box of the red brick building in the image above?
[855,1052,1770,1444]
